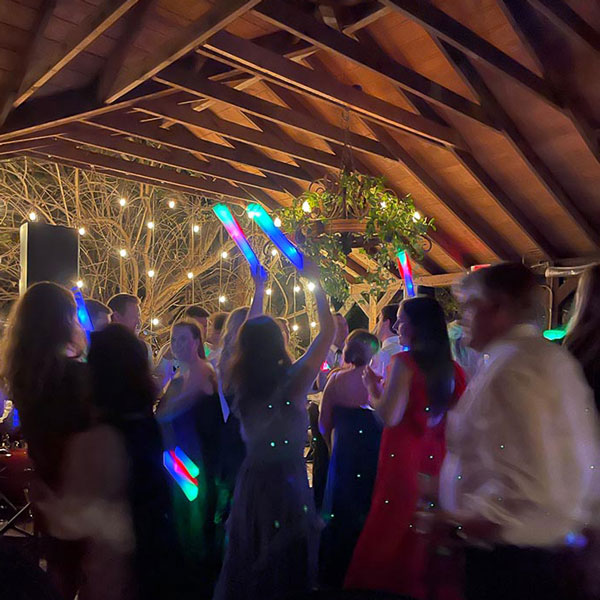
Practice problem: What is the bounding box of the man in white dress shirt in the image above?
[369,303,403,379]
[439,263,599,600]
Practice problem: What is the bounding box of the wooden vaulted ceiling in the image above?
[0,0,599,282]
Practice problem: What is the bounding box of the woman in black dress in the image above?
[318,329,383,588]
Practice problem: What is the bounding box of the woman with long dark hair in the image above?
[214,260,334,600]
[564,264,600,411]
[345,296,466,599]
[318,329,383,587]
[1,283,133,600]
[87,323,182,600]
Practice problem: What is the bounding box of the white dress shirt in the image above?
[440,324,600,547]
[369,335,404,378]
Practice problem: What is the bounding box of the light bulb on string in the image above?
[266,288,272,296]
[310,321,316,328]
[193,224,200,233]
[271,248,278,257]
[78,227,86,236]
[380,201,387,209]
[147,221,154,230]
[274,217,282,228]
[219,295,226,304]
[293,285,301,293]
[28,212,37,221]
[413,211,421,222]
[187,272,194,280]
[221,251,228,259]
[307,281,316,292]
[148,269,155,278]
[76,280,84,289]
[301,200,311,213]
[119,248,127,258]
[119,198,127,207]
[168,200,176,209]
[151,318,159,326]
[292,323,299,332]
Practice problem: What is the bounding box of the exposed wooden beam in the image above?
[152,69,401,161]
[97,0,158,102]
[199,31,465,147]
[253,0,492,130]
[527,0,600,53]
[35,141,259,202]
[136,92,344,170]
[499,0,600,164]
[380,0,560,109]
[0,82,173,142]
[439,42,600,249]
[339,2,391,35]
[104,0,262,103]
[59,123,290,194]
[0,0,56,125]
[86,111,313,181]
[16,0,141,107]
[0,139,52,155]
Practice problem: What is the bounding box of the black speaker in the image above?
[20,222,79,294]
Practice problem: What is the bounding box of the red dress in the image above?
[344,353,466,599]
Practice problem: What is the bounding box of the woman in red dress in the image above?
[344,296,466,599]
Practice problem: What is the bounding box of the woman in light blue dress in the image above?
[213,260,334,600]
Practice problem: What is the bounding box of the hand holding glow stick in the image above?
[396,249,416,298]
[246,203,304,270]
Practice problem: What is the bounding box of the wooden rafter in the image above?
[104,0,262,103]
[253,0,492,129]
[439,42,600,249]
[380,0,560,109]
[339,2,391,35]
[354,29,559,259]
[527,0,600,53]
[499,0,600,164]
[58,124,290,194]
[85,112,313,182]
[35,141,260,202]
[198,31,464,147]
[15,0,141,108]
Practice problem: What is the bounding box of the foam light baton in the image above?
[396,250,416,298]
[163,447,199,502]
[246,203,304,270]
[213,204,261,275]
[71,288,94,335]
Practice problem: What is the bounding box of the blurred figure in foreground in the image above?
[439,263,599,600]
[84,299,111,332]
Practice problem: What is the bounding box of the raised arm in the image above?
[247,264,267,320]
[290,259,334,395]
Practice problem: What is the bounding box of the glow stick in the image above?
[173,446,200,478]
[247,204,304,270]
[320,361,331,372]
[396,250,415,298]
[71,288,94,334]
[213,204,262,274]
[163,449,198,502]
[543,327,567,341]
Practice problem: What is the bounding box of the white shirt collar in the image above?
[381,336,401,352]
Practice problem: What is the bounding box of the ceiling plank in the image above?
[0,139,52,155]
[380,0,561,110]
[136,92,344,169]
[16,0,141,107]
[59,123,289,193]
[339,2,391,35]
[35,141,258,202]
[0,0,56,125]
[151,69,401,161]
[440,42,600,249]
[86,111,313,181]
[527,0,600,53]
[253,0,492,129]
[104,0,262,103]
[199,31,465,147]
[499,0,600,164]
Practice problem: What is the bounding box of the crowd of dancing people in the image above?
[1,259,600,600]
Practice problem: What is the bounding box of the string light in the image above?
[187,272,194,279]
[413,211,421,222]
[76,280,84,289]
[28,212,37,221]
[148,269,155,278]
[271,248,278,256]
[219,295,226,304]
[307,281,316,292]
[302,200,311,213]
[310,321,316,328]
[380,201,387,209]
[118,198,127,207]
[151,318,159,326]
[266,288,272,296]
[78,227,86,236]
[168,200,176,209]
[274,217,282,228]
[292,323,299,332]
[119,248,127,258]
[221,251,228,259]
[193,224,200,233]
[293,285,301,293]
[147,221,154,230]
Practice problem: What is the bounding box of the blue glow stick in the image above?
[246,204,304,270]
[71,288,94,334]
[396,250,415,298]
[163,449,198,502]
[213,204,262,274]
[173,446,200,478]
